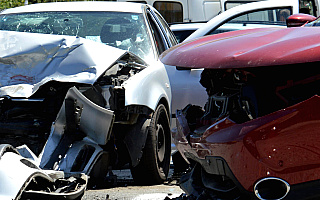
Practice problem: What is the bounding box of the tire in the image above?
[131,104,171,185]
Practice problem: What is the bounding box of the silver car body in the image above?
[0,2,171,112]
[0,1,177,186]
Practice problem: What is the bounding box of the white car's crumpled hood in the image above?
[0,30,127,97]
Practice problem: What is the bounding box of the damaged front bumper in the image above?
[174,95,320,199]
[39,86,114,183]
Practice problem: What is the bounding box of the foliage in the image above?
[0,0,25,10]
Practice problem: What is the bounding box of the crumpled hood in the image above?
[160,27,320,69]
[0,30,127,97]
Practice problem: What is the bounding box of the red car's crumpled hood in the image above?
[160,27,320,69]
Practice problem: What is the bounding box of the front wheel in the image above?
[131,104,171,185]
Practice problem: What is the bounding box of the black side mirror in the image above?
[286,13,317,27]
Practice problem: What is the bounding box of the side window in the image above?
[154,12,178,47]
[208,7,292,35]
[229,8,292,23]
[147,12,166,55]
[153,2,183,23]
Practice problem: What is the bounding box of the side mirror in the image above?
[286,13,317,27]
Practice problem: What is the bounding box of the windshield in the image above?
[0,11,154,61]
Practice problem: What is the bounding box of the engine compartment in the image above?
[186,62,320,132]
[0,57,145,155]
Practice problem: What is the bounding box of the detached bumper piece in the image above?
[20,174,87,200]
[0,144,87,200]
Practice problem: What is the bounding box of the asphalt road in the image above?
[81,168,184,200]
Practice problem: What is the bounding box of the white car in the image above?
[0,1,186,186]
[169,0,299,43]
[185,0,299,41]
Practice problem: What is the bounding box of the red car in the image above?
[161,15,320,200]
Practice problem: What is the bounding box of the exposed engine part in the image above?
[197,64,320,126]
[98,60,144,87]
[0,57,147,157]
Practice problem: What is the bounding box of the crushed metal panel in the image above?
[0,144,50,200]
[0,144,87,200]
[21,174,87,200]
[67,87,115,144]
[39,87,114,171]
[0,30,126,97]
[57,137,107,174]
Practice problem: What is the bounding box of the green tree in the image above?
[0,0,25,10]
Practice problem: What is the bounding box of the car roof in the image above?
[160,27,320,69]
[185,0,298,41]
[1,1,145,14]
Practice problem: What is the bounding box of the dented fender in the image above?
[123,60,171,113]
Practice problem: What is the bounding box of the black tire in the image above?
[131,104,171,185]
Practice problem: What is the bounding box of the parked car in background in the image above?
[170,22,205,43]
[0,1,181,186]
[160,14,320,200]
[184,0,299,41]
[169,0,298,43]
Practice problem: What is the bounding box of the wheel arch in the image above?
[123,98,170,169]
[157,96,170,120]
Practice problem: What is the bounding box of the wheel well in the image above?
[157,97,170,118]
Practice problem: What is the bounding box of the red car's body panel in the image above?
[160,27,320,69]
[174,95,320,192]
[166,20,320,199]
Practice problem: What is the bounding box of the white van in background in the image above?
[117,0,319,23]
[117,0,222,22]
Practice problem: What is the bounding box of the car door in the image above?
[145,7,207,121]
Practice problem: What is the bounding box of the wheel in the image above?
[131,104,171,185]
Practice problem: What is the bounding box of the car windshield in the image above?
[0,11,154,61]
